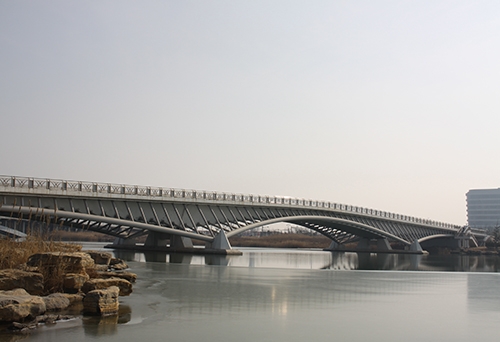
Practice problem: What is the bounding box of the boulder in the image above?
[94,264,110,272]
[60,293,84,306]
[9,314,75,332]
[81,278,132,296]
[0,289,46,322]
[27,252,95,275]
[83,286,119,316]
[0,269,44,295]
[63,273,90,293]
[85,251,112,266]
[109,258,128,270]
[42,293,70,311]
[95,271,137,283]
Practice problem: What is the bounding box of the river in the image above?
[3,245,500,342]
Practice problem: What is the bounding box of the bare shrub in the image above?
[229,233,331,249]
[0,235,81,270]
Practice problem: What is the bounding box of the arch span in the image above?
[418,234,454,244]
[226,216,412,246]
[418,234,479,249]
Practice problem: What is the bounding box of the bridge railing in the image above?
[0,175,457,230]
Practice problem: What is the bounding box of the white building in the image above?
[467,188,500,230]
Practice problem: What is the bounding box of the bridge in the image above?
[0,175,487,254]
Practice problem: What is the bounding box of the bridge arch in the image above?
[418,234,454,244]
[226,216,412,246]
[418,234,479,249]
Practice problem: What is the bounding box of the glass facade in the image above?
[467,188,500,229]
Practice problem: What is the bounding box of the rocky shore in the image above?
[0,250,136,334]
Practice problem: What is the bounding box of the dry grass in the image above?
[0,234,84,294]
[48,230,116,242]
[0,235,81,269]
[229,233,331,249]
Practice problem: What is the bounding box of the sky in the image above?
[1,1,500,225]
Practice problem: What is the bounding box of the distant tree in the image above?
[492,226,500,248]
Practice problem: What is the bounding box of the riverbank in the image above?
[0,236,137,335]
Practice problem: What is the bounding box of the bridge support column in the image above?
[145,231,170,247]
[326,240,344,251]
[357,238,371,250]
[356,238,392,252]
[410,240,423,253]
[210,230,232,250]
[376,238,392,251]
[171,235,194,248]
[457,238,470,249]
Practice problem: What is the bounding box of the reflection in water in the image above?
[168,253,192,264]
[205,255,230,266]
[122,262,499,342]
[135,261,466,318]
[111,247,500,273]
[467,274,500,314]
[143,251,167,263]
[82,305,131,337]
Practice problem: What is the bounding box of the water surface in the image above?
[4,247,500,342]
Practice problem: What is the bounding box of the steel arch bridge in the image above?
[0,176,485,252]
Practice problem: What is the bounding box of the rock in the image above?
[60,293,84,306]
[0,289,46,322]
[83,286,119,316]
[9,314,76,332]
[81,278,132,296]
[95,271,137,283]
[85,251,112,266]
[42,293,70,311]
[95,264,109,272]
[10,320,38,333]
[27,252,95,275]
[109,258,128,270]
[63,273,89,293]
[0,269,44,295]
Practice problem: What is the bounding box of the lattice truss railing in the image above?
[0,175,457,229]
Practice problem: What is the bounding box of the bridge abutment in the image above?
[109,229,239,255]
[143,232,195,249]
[409,240,423,253]
[144,231,170,247]
[376,238,392,251]
[171,235,194,248]
[209,230,232,250]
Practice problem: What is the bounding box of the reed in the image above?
[0,234,81,270]
[229,233,331,249]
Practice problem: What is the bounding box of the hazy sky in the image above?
[2,1,500,225]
